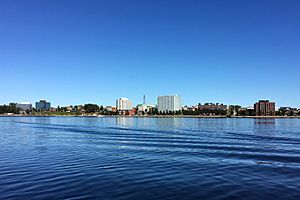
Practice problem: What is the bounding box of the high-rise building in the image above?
[157,95,182,112]
[116,98,132,111]
[254,100,275,116]
[143,94,146,105]
[137,95,148,114]
[16,102,32,111]
[35,100,51,111]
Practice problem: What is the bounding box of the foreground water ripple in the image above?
[0,117,300,199]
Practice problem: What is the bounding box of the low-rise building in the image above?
[16,102,32,111]
[66,106,73,112]
[49,107,57,112]
[182,105,197,111]
[278,107,299,116]
[198,103,227,111]
[227,105,241,116]
[105,106,117,113]
[137,104,148,112]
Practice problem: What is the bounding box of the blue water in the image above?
[0,117,300,200]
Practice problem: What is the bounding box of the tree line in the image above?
[0,103,20,114]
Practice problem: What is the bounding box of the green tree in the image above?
[0,104,20,114]
[99,105,104,111]
[84,104,99,113]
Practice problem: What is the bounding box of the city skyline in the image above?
[1,1,300,107]
[4,96,300,117]
[1,96,283,110]
[0,94,293,109]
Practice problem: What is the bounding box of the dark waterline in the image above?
[0,117,300,199]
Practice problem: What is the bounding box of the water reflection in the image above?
[254,118,276,125]
[33,116,52,124]
[115,117,183,130]
[196,118,231,131]
[253,118,276,136]
[116,117,134,127]
[157,118,182,130]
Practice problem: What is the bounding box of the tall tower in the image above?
[143,95,146,105]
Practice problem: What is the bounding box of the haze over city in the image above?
[1,0,300,107]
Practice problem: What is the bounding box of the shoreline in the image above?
[1,115,300,119]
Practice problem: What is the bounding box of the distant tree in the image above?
[238,110,248,116]
[84,104,99,113]
[0,104,20,114]
[99,105,104,111]
[248,109,255,116]
[152,108,158,115]
[60,107,67,112]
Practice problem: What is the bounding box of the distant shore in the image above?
[1,114,300,118]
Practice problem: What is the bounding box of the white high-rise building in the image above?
[116,98,132,111]
[157,95,182,112]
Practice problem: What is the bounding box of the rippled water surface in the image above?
[0,117,300,199]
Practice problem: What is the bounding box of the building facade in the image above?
[16,102,32,111]
[136,95,150,114]
[278,107,299,116]
[35,100,51,111]
[254,100,275,116]
[105,106,117,113]
[137,104,148,113]
[157,95,182,112]
[198,103,227,111]
[116,98,132,111]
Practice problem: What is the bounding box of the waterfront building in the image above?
[157,95,182,112]
[236,106,255,116]
[75,105,84,112]
[198,103,227,111]
[137,104,156,115]
[16,102,32,111]
[254,100,275,116]
[278,107,299,116]
[105,106,117,113]
[116,98,132,111]
[182,105,197,111]
[128,108,136,116]
[49,107,57,112]
[65,106,76,112]
[35,100,51,111]
[227,105,241,116]
[137,104,148,113]
[146,105,157,113]
[137,95,148,114]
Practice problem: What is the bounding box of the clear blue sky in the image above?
[0,0,299,107]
